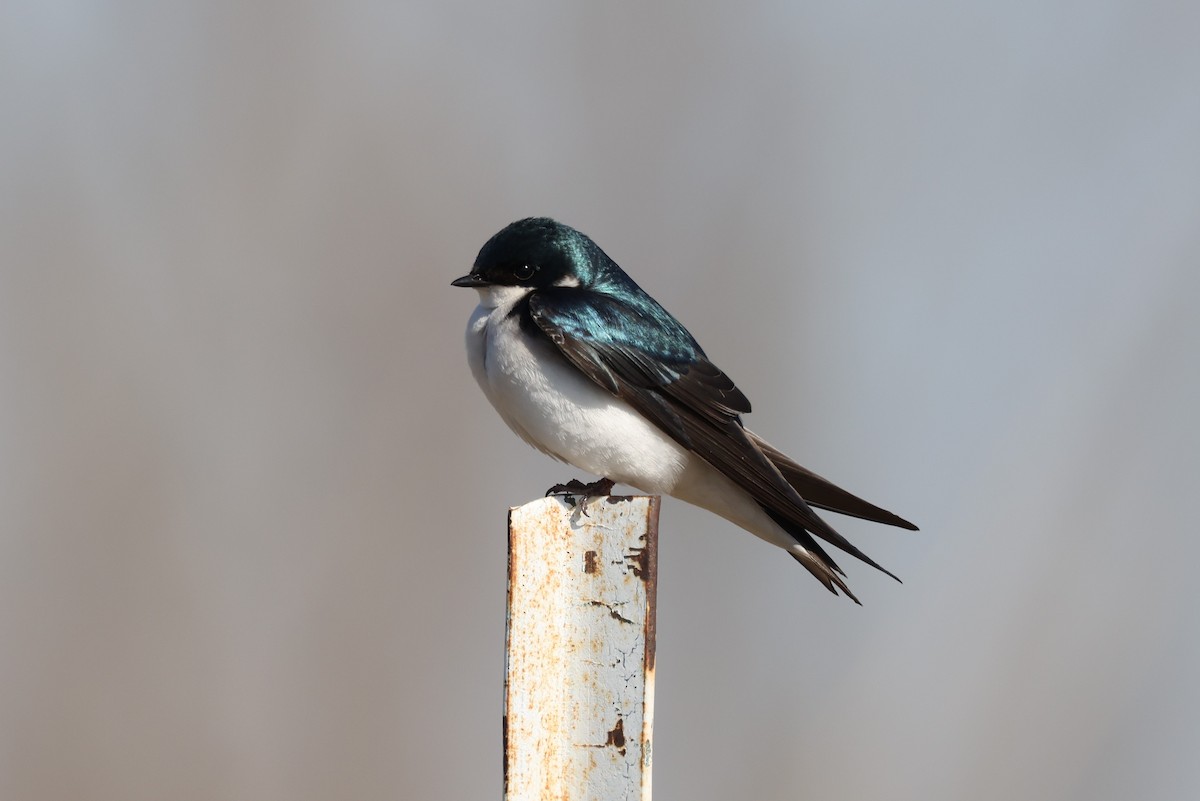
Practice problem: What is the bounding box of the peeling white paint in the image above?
[505,495,659,801]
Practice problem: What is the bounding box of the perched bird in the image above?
[452,217,916,602]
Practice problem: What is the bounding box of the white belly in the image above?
[462,291,800,555]
[464,301,690,493]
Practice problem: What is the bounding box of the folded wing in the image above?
[526,287,910,601]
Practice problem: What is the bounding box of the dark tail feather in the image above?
[767,509,865,605]
[766,506,902,586]
[789,550,861,605]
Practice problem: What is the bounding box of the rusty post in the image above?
[504,494,659,801]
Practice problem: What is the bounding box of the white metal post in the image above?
[504,495,659,801]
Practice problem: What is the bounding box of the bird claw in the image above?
[545,478,616,515]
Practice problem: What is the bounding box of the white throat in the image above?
[474,284,532,312]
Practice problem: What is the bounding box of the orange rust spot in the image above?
[583,550,598,573]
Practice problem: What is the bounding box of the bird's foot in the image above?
[545,478,616,515]
[545,477,616,498]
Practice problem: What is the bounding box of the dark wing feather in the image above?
[527,288,900,598]
[749,432,919,530]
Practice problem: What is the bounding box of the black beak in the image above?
[451,273,489,288]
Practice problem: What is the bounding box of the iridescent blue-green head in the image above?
[451,217,620,291]
[452,217,705,361]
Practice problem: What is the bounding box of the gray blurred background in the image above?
[2,2,1197,799]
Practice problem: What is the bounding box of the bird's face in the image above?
[451,218,592,309]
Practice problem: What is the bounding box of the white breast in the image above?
[463,288,690,493]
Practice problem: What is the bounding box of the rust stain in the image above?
[624,543,651,580]
[502,713,509,793]
[583,550,597,574]
[642,499,660,673]
[585,600,635,626]
[605,716,627,755]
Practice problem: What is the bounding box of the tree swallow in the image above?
[452,217,917,603]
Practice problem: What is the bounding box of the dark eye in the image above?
[513,264,536,281]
